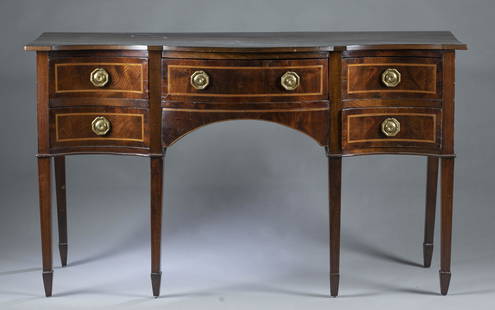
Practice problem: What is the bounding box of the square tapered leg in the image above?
[38,157,53,297]
[54,156,68,267]
[150,157,164,297]
[439,158,454,295]
[329,157,341,297]
[423,156,439,267]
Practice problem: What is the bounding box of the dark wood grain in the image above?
[424,156,439,268]
[36,51,53,297]
[148,48,164,155]
[438,50,456,295]
[50,57,148,99]
[441,51,455,155]
[440,158,454,295]
[342,107,442,152]
[329,157,342,297]
[162,106,329,147]
[49,106,149,149]
[25,32,467,51]
[54,156,68,267]
[343,56,442,100]
[26,32,466,297]
[37,52,50,154]
[38,157,53,297]
[150,157,163,297]
[163,58,328,102]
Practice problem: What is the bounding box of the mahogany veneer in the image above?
[25,32,466,298]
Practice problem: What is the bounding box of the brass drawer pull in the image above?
[91,116,111,136]
[381,117,401,137]
[90,68,110,88]
[281,71,300,91]
[381,68,401,88]
[190,70,209,90]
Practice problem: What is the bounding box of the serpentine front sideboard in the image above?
[25,32,467,297]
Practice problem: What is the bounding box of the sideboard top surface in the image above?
[25,31,467,52]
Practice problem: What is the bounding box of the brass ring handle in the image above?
[91,116,111,136]
[90,68,110,88]
[190,70,210,90]
[281,71,300,91]
[381,68,401,88]
[381,117,401,137]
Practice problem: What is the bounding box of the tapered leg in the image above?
[54,156,68,267]
[150,157,164,297]
[329,157,342,297]
[38,157,53,297]
[423,156,439,267]
[439,158,454,295]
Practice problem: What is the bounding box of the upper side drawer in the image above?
[343,57,442,99]
[163,58,328,101]
[50,57,148,99]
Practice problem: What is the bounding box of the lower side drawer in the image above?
[50,106,149,149]
[342,107,441,152]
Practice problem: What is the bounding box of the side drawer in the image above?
[342,107,442,152]
[343,56,441,99]
[50,106,149,149]
[50,57,148,99]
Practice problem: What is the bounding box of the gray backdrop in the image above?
[0,0,494,309]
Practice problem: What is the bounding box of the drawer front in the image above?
[50,107,148,148]
[164,58,328,101]
[50,57,148,99]
[343,107,441,151]
[343,57,441,99]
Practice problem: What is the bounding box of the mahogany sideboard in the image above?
[25,32,467,297]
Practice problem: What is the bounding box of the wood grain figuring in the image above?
[344,56,442,99]
[342,108,442,152]
[54,156,68,267]
[162,107,329,147]
[38,157,53,297]
[441,51,455,154]
[150,157,163,297]
[148,49,164,155]
[37,52,50,154]
[25,32,466,297]
[424,156,439,268]
[25,32,467,51]
[50,107,148,149]
[164,58,327,102]
[50,57,148,99]
[347,113,437,143]
[55,113,144,142]
[348,63,437,94]
[440,158,455,295]
[329,157,342,297]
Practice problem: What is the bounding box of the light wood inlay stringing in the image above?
[167,64,324,96]
[55,112,145,142]
[347,63,437,94]
[54,63,145,94]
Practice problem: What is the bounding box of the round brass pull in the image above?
[381,68,401,88]
[91,116,111,136]
[190,70,209,90]
[90,68,110,88]
[281,71,300,91]
[381,117,401,137]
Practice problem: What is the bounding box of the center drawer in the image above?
[163,58,328,101]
